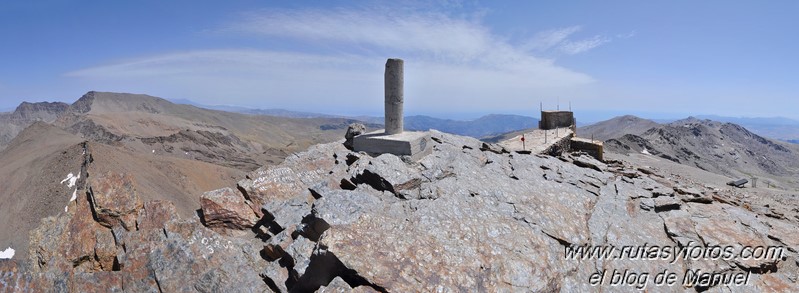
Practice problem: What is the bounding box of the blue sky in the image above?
[1,0,797,121]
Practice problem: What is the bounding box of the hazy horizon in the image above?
[6,93,799,126]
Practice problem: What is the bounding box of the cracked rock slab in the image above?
[200,187,258,230]
[88,172,143,230]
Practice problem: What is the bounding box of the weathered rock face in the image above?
[136,200,179,230]
[343,123,366,150]
[236,130,799,292]
[3,130,799,292]
[10,101,69,122]
[88,172,143,231]
[200,187,258,230]
[3,170,270,292]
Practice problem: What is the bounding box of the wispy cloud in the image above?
[523,26,582,51]
[524,26,618,55]
[226,8,493,62]
[66,8,599,114]
[559,35,611,54]
[616,30,637,39]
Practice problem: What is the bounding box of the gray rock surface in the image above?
[343,123,366,150]
[3,130,799,292]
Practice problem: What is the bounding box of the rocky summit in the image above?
[1,130,799,292]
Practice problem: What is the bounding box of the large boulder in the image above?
[19,178,270,292]
[343,123,366,150]
[200,187,258,230]
[88,172,143,231]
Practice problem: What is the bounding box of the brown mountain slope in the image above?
[576,115,660,141]
[1,91,375,258]
[0,122,244,259]
[53,91,365,170]
[0,122,86,258]
[84,141,244,217]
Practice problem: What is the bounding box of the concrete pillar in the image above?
[384,58,404,135]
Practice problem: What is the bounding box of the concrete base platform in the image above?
[352,130,432,161]
[498,127,574,154]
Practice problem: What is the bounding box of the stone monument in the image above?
[352,58,432,161]
[384,58,404,135]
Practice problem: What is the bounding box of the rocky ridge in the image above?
[577,115,660,142]
[606,118,799,189]
[8,102,70,122]
[1,131,798,292]
[0,101,70,150]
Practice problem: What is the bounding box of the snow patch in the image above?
[0,247,15,259]
[62,173,81,212]
[642,148,651,155]
[60,173,80,188]
[152,149,155,153]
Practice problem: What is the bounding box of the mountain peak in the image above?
[69,91,174,114]
[10,101,69,122]
[70,91,97,113]
[617,114,642,120]
[577,115,659,141]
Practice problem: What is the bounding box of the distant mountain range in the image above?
[579,115,799,189]
[694,115,799,126]
[690,115,799,142]
[168,98,538,138]
[651,115,799,141]
[169,98,340,119]
[403,114,537,138]
[0,101,70,148]
[579,114,799,143]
